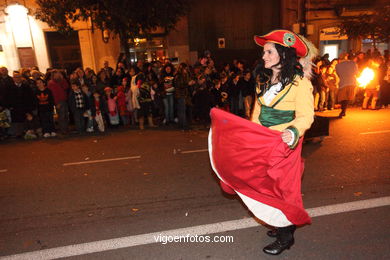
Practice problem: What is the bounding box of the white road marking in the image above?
[306,197,390,217]
[0,169,8,173]
[180,149,208,154]
[359,129,390,135]
[62,156,141,166]
[1,196,389,260]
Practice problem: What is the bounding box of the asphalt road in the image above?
[0,107,389,260]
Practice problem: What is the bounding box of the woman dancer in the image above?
[209,29,317,255]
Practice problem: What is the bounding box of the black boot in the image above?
[266,228,278,238]
[263,225,296,255]
[339,100,348,118]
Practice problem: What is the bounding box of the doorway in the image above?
[45,31,82,74]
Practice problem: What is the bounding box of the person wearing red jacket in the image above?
[48,70,69,134]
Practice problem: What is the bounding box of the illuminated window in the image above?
[323,45,338,61]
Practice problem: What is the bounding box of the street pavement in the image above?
[0,107,389,260]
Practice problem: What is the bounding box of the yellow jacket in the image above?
[250,76,314,148]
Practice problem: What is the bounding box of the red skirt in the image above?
[209,108,311,226]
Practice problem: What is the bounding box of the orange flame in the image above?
[357,67,375,88]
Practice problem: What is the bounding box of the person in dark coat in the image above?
[311,60,323,111]
[0,67,14,110]
[111,68,126,89]
[174,63,193,129]
[211,79,223,108]
[228,73,244,117]
[240,70,256,119]
[192,75,213,127]
[7,71,35,137]
[21,69,37,92]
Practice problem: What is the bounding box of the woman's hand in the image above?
[281,130,293,144]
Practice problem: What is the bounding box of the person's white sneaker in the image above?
[50,132,57,137]
[43,133,50,138]
[86,127,94,133]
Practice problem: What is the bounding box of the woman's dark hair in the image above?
[160,63,175,78]
[142,62,152,73]
[142,62,158,83]
[122,76,130,88]
[177,63,188,75]
[257,44,304,95]
[129,65,140,75]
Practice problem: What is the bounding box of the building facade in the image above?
[281,0,389,60]
[0,0,120,74]
[185,0,281,65]
[0,0,387,74]
[0,0,282,72]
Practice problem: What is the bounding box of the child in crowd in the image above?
[91,91,106,132]
[318,65,329,111]
[81,84,94,132]
[24,113,41,139]
[104,87,119,127]
[35,78,56,137]
[116,85,129,126]
[138,80,156,129]
[68,81,89,133]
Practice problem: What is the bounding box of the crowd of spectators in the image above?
[311,49,390,112]
[0,48,389,141]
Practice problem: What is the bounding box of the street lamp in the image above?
[102,28,110,43]
[101,22,110,43]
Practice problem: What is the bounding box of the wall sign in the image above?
[218,38,225,48]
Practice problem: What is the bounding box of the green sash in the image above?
[258,84,295,127]
[259,106,295,127]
